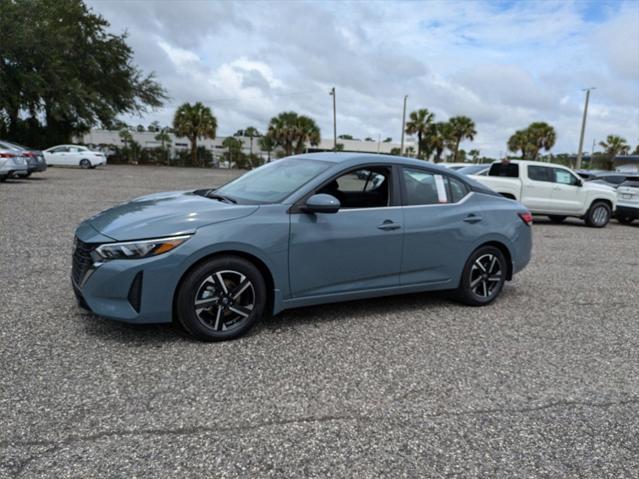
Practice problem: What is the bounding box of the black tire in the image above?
[585,201,611,228]
[617,216,635,225]
[176,256,266,341]
[454,245,507,306]
[79,159,91,169]
[548,215,566,223]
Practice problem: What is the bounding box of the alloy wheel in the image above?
[469,253,503,298]
[592,205,609,226]
[193,270,255,332]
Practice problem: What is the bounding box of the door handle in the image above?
[463,214,482,224]
[377,220,401,231]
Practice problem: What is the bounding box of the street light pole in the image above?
[329,87,337,150]
[400,95,408,155]
[576,87,595,170]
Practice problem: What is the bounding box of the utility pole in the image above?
[329,87,337,150]
[400,95,408,155]
[576,87,595,170]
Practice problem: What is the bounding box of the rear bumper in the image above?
[616,204,639,219]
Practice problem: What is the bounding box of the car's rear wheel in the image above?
[585,201,611,228]
[176,256,266,341]
[548,215,566,223]
[79,159,91,169]
[454,245,507,306]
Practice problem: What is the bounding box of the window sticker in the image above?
[434,175,448,203]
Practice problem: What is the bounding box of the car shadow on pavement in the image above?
[80,312,193,345]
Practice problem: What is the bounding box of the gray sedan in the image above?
[73,153,533,341]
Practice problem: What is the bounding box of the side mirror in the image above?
[302,194,340,214]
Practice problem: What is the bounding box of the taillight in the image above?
[0,152,16,158]
[518,211,533,225]
[22,151,36,157]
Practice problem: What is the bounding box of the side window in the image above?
[448,177,469,203]
[402,168,448,205]
[528,165,553,182]
[318,167,390,208]
[553,168,579,185]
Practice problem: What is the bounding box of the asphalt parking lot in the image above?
[1,165,638,478]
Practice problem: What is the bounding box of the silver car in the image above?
[0,140,47,177]
[0,148,28,182]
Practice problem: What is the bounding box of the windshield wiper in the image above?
[206,192,237,204]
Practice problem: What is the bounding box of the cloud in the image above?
[87,0,639,156]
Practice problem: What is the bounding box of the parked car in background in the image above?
[44,145,107,168]
[585,172,630,189]
[440,163,469,170]
[0,140,46,177]
[72,153,532,341]
[457,164,490,176]
[615,177,639,225]
[0,148,28,182]
[471,160,617,227]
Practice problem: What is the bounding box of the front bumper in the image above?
[71,238,181,324]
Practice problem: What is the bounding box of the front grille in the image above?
[72,238,95,286]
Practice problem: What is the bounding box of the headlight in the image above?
[92,235,191,261]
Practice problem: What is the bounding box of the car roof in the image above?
[496,159,575,168]
[289,152,456,173]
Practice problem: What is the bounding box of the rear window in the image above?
[489,162,519,177]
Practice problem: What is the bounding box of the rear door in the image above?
[524,165,556,212]
[399,167,478,286]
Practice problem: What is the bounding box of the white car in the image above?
[43,145,107,169]
[471,160,617,227]
[616,177,639,225]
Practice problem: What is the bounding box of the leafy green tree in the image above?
[118,128,140,163]
[383,137,392,143]
[405,109,434,159]
[154,128,172,163]
[338,134,354,140]
[405,146,415,157]
[172,102,217,167]
[0,0,166,147]
[222,137,244,167]
[390,147,401,155]
[599,135,630,170]
[428,122,451,163]
[267,112,320,156]
[447,116,476,162]
[334,143,345,152]
[148,121,161,132]
[364,137,374,142]
[469,148,481,163]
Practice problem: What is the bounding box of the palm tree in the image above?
[448,116,476,163]
[172,102,217,166]
[599,135,630,170]
[293,115,320,154]
[243,126,260,155]
[428,122,450,163]
[267,112,320,156]
[222,137,243,166]
[154,127,172,163]
[469,149,480,163]
[507,129,530,159]
[525,122,556,160]
[259,134,276,162]
[405,108,434,160]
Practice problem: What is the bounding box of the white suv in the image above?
[616,177,639,225]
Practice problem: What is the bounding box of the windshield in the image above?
[216,158,331,204]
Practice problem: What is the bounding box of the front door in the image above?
[288,166,403,298]
[550,167,585,213]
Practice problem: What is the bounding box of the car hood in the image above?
[82,191,259,241]
[584,182,616,193]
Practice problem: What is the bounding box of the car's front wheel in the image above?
[455,245,507,306]
[79,159,91,169]
[176,256,266,341]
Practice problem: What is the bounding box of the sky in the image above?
[86,0,639,157]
